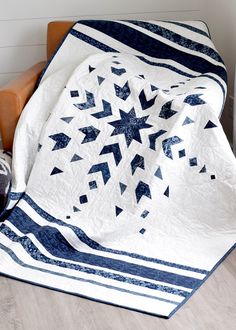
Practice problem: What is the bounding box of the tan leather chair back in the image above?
[0,21,75,151]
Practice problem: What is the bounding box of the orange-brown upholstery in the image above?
[0,21,75,151]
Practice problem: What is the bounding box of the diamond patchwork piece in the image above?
[89,181,97,190]
[70,90,79,97]
[141,210,149,218]
[80,195,88,204]
[179,149,186,158]
[189,157,197,167]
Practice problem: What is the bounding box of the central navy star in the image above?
[108,108,152,147]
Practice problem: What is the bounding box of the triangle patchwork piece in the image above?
[164,186,169,198]
[97,76,105,85]
[151,85,158,92]
[119,182,127,195]
[73,206,80,212]
[50,167,63,176]
[199,165,207,173]
[204,120,217,129]
[61,117,74,124]
[115,206,123,217]
[71,154,83,162]
[37,144,42,152]
[182,116,195,126]
[154,166,163,180]
[89,65,95,73]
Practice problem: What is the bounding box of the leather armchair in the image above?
[0,21,74,151]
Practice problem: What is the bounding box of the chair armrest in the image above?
[0,61,46,151]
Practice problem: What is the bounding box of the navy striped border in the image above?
[137,56,226,98]
[200,74,226,98]
[0,271,172,319]
[70,29,196,80]
[38,19,225,96]
[136,55,196,78]
[0,242,178,305]
[0,224,190,297]
[168,243,236,318]
[70,29,118,53]
[9,192,24,201]
[1,230,235,319]
[23,194,209,275]
[163,21,210,38]
[126,21,221,62]
[78,20,227,83]
[4,209,202,290]
[69,25,225,98]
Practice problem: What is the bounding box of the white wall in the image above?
[206,0,236,95]
[205,0,236,141]
[0,0,205,86]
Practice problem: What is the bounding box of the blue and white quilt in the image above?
[0,20,235,318]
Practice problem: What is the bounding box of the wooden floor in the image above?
[0,249,235,330]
